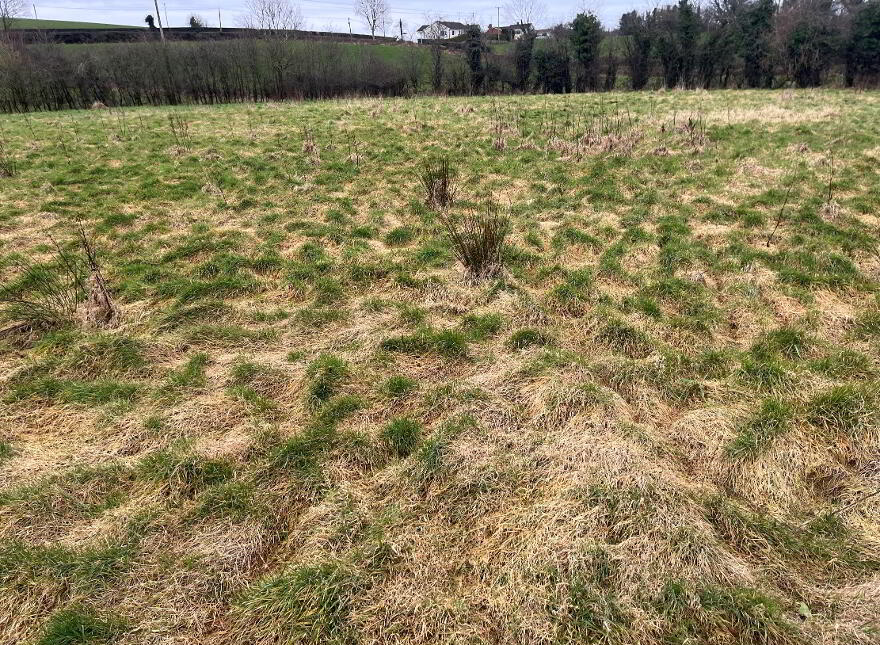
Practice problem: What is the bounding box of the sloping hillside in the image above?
[6,17,139,29]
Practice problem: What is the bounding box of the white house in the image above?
[499,23,533,40]
[416,21,468,42]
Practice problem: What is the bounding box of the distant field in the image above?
[7,17,139,29]
[1,90,879,644]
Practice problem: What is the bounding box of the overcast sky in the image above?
[29,0,652,34]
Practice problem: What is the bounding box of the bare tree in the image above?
[355,0,389,39]
[241,0,304,34]
[503,0,546,26]
[0,0,26,31]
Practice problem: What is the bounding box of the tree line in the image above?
[479,0,880,94]
[0,0,878,113]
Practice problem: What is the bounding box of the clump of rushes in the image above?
[420,156,456,209]
[306,354,348,406]
[438,203,509,282]
[0,138,17,177]
[381,417,422,457]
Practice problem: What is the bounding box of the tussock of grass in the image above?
[508,327,554,350]
[165,353,210,389]
[549,268,595,315]
[460,312,503,340]
[234,561,361,644]
[381,374,418,398]
[597,319,653,358]
[380,327,469,358]
[752,326,812,360]
[727,399,793,459]
[185,324,277,346]
[851,309,880,338]
[193,481,261,521]
[558,576,630,643]
[806,385,877,434]
[307,354,348,406]
[5,376,139,405]
[380,417,422,457]
[0,540,134,590]
[273,395,365,476]
[0,440,16,463]
[37,606,127,645]
[738,355,792,391]
[159,300,230,329]
[809,349,873,379]
[137,450,234,497]
[655,581,801,645]
[704,495,879,578]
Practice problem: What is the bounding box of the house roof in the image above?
[500,23,533,30]
[416,20,468,32]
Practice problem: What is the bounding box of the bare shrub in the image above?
[420,156,457,209]
[0,241,87,332]
[168,113,191,149]
[302,128,320,162]
[439,203,509,282]
[0,139,16,177]
[77,225,119,328]
[0,225,117,334]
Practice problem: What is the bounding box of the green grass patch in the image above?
[37,606,127,645]
[380,417,422,457]
[727,399,793,459]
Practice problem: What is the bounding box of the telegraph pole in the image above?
[32,3,37,19]
[153,0,165,41]
[218,8,222,32]
[348,17,352,37]
[496,6,501,40]
[399,18,404,41]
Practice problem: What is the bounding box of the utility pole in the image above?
[399,18,404,41]
[496,6,501,40]
[153,0,165,41]
[348,17,352,37]
[163,2,169,29]
[218,8,222,32]
[32,3,37,19]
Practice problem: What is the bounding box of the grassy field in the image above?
[1,89,879,644]
[7,17,140,29]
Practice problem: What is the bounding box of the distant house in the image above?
[485,24,502,38]
[534,28,553,39]
[499,23,533,40]
[416,20,469,42]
